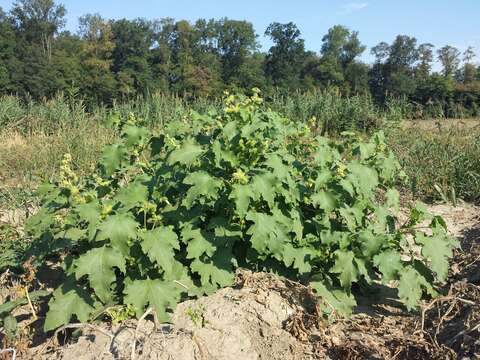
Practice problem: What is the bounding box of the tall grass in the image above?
[111,93,222,128]
[388,123,480,203]
[268,90,405,133]
[0,121,114,187]
[1,90,408,134]
[1,91,479,204]
[0,93,94,134]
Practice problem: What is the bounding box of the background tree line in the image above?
[1,0,479,117]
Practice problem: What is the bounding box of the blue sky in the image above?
[1,0,479,66]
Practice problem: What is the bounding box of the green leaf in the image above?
[75,201,102,239]
[229,184,252,217]
[115,182,149,210]
[241,117,268,137]
[373,250,402,282]
[191,247,235,288]
[124,279,180,322]
[355,258,372,283]
[163,261,203,297]
[251,172,277,208]
[2,314,17,341]
[339,179,355,197]
[191,260,234,288]
[311,190,336,213]
[310,281,356,316]
[222,121,238,140]
[44,284,95,331]
[75,201,101,225]
[25,208,55,236]
[397,267,425,310]
[313,139,338,167]
[430,215,448,233]
[140,227,180,276]
[331,250,358,288]
[354,142,376,160]
[358,230,383,257]
[181,226,216,259]
[246,212,286,256]
[372,205,394,233]
[407,201,430,226]
[104,112,121,128]
[289,208,304,241]
[167,138,204,166]
[314,170,332,190]
[209,217,242,244]
[74,247,126,303]
[123,125,149,148]
[182,171,222,208]
[212,140,238,167]
[101,144,127,176]
[385,188,400,210]
[346,161,378,196]
[62,227,86,243]
[0,290,50,317]
[338,205,363,232]
[265,154,290,181]
[379,153,400,182]
[282,243,311,274]
[98,214,138,255]
[415,232,453,282]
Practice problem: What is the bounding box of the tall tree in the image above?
[50,31,83,94]
[191,19,222,94]
[111,18,155,98]
[369,35,418,99]
[216,18,258,86]
[150,17,175,92]
[387,35,418,97]
[0,8,17,92]
[169,20,221,96]
[10,0,66,60]
[416,43,434,79]
[437,45,460,78]
[8,0,67,98]
[371,42,390,63]
[321,25,365,66]
[462,46,477,84]
[234,52,266,90]
[264,22,306,89]
[387,35,418,70]
[78,14,116,104]
[317,25,366,92]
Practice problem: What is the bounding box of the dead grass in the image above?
[402,118,480,131]
[0,123,115,189]
[389,123,480,203]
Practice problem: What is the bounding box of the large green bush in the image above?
[26,91,457,331]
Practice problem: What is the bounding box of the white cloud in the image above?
[341,2,368,14]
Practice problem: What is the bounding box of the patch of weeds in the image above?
[0,223,28,272]
[388,126,480,203]
[185,305,206,327]
[105,305,137,325]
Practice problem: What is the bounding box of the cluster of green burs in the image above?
[26,91,458,330]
